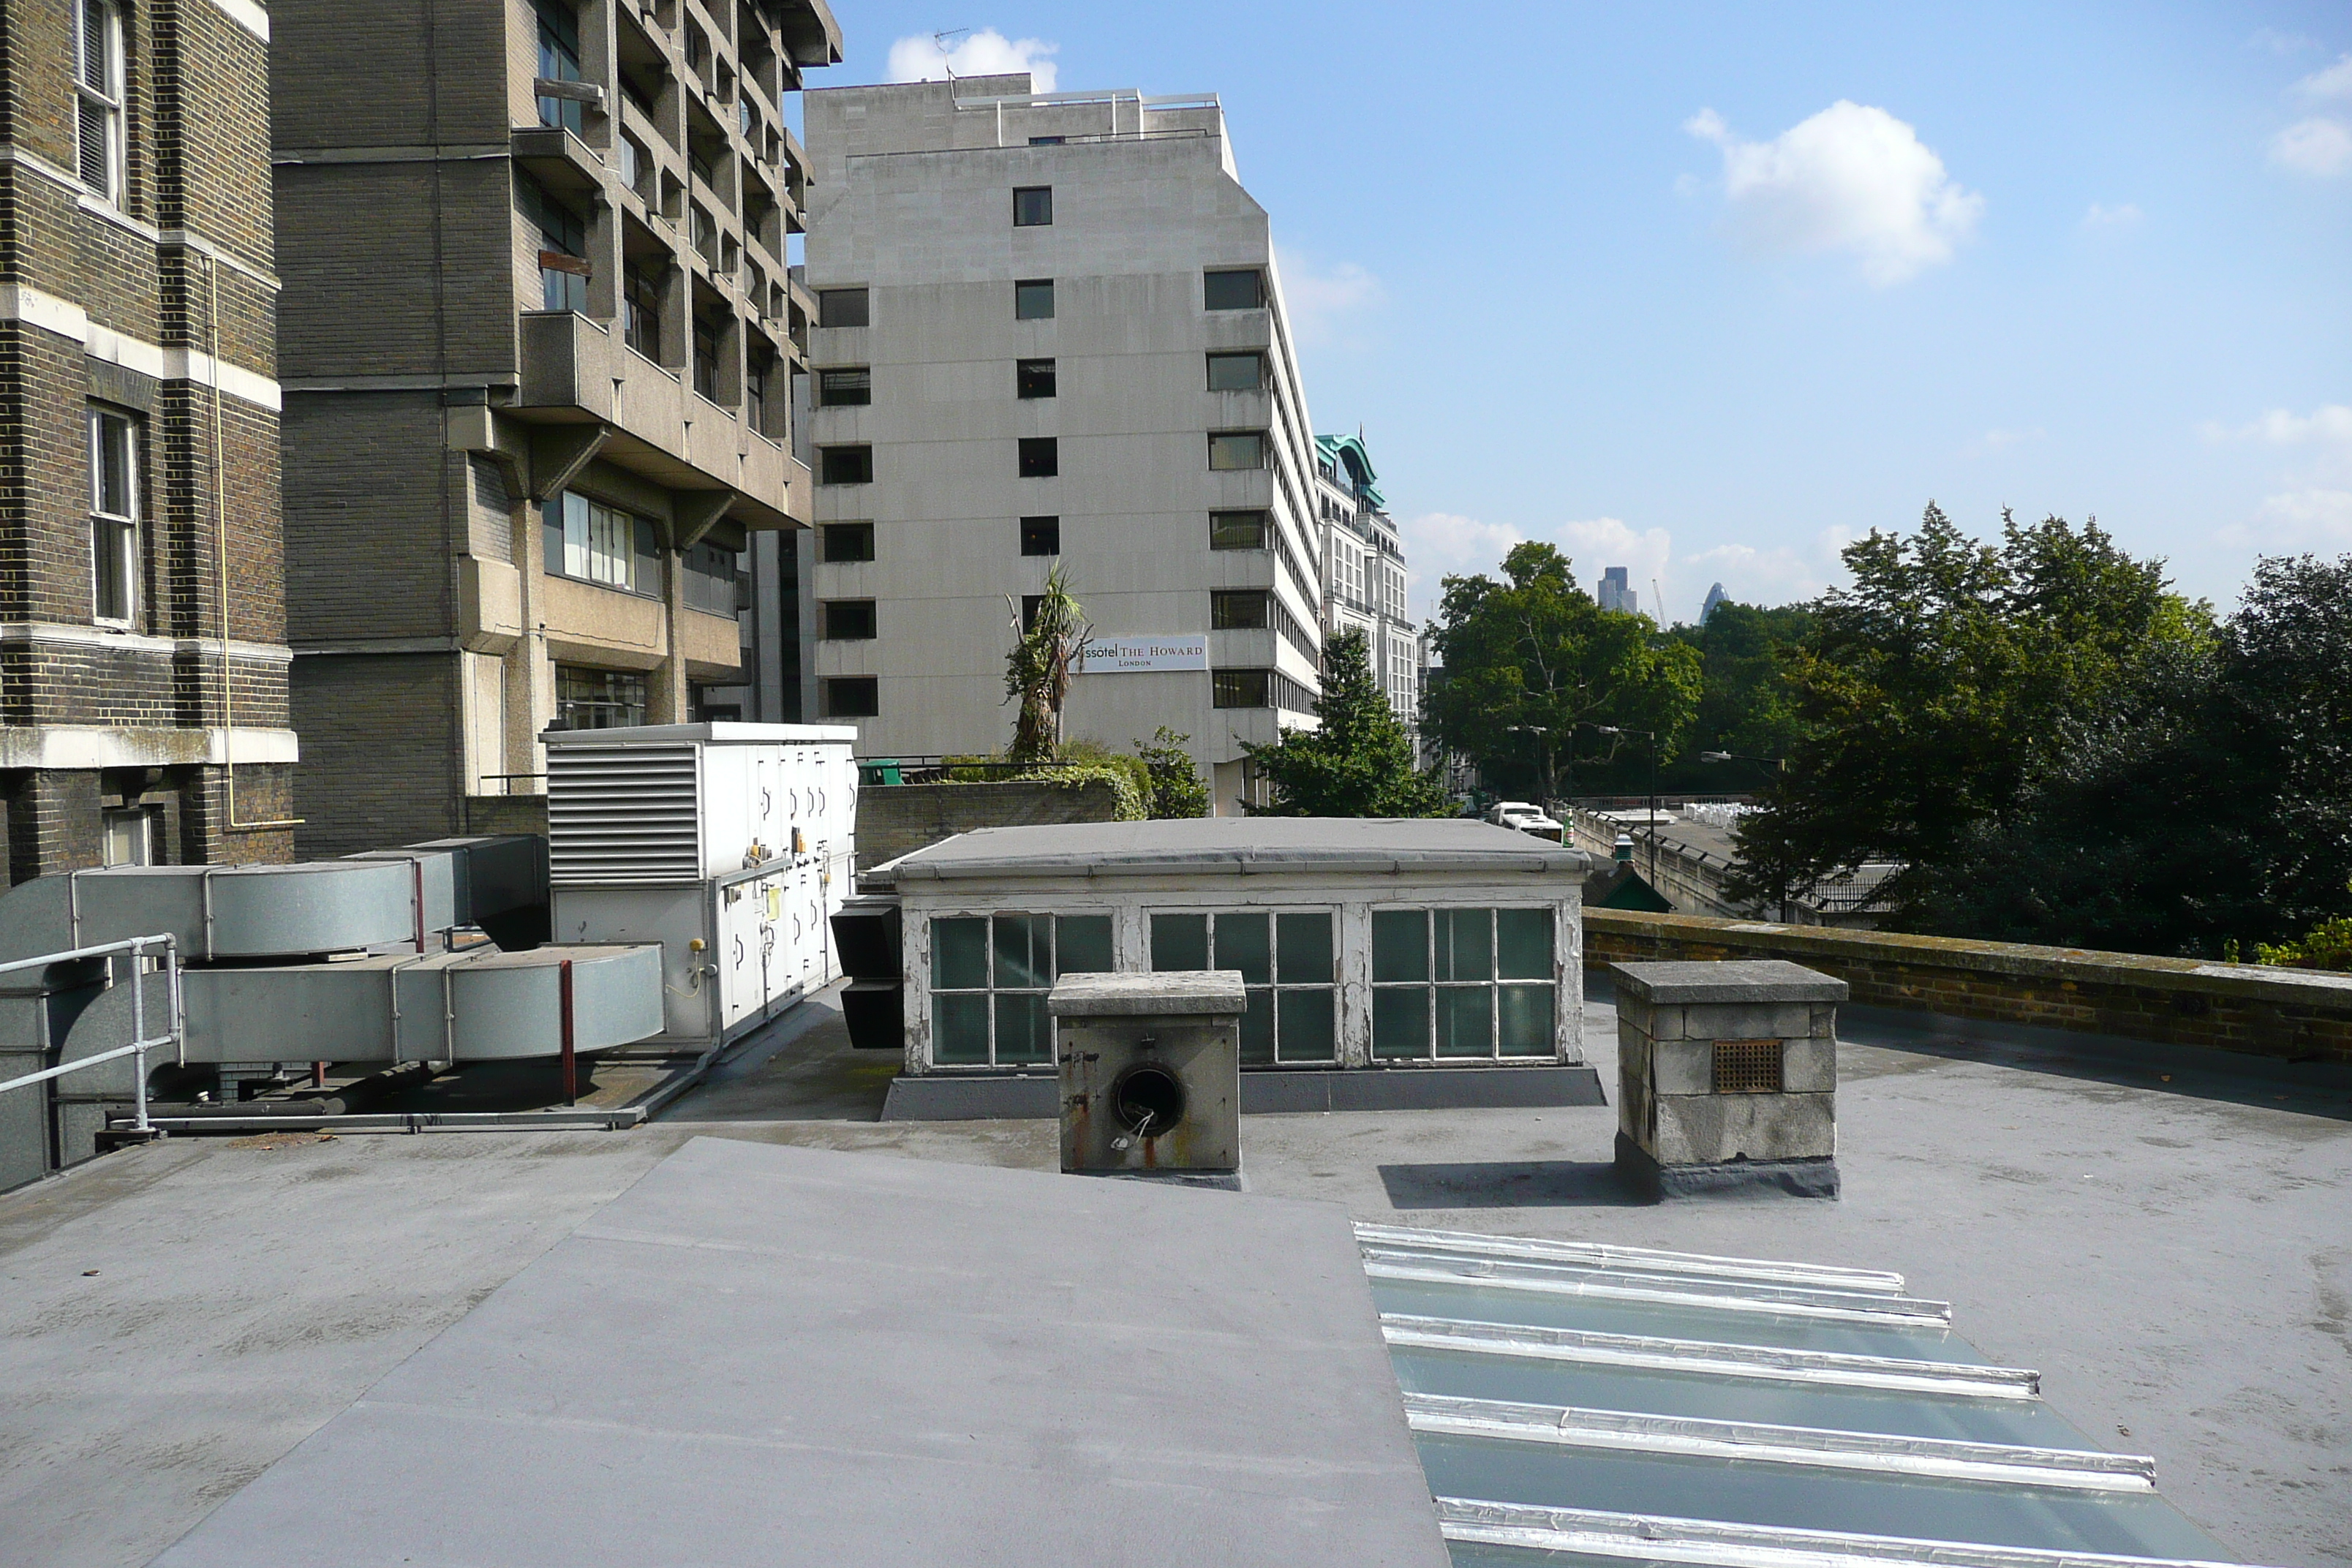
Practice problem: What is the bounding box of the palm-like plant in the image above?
[1004,565,1090,765]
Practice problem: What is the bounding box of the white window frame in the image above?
[1147,906,1341,1066]
[1368,904,1561,1063]
[927,911,1117,1069]
[75,0,125,203]
[88,404,139,625]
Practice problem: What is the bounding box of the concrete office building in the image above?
[0,0,295,883]
[271,0,839,856]
[1313,434,1416,732]
[792,75,1328,814]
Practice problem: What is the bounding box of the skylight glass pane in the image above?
[932,918,987,990]
[1496,908,1551,979]
[1276,912,1333,983]
[1213,912,1271,986]
[992,913,1049,990]
[1151,913,1207,970]
[1372,910,1428,982]
[994,993,1049,1063]
[1411,1434,2228,1561]
[1240,987,1274,1066]
[1278,989,1336,1062]
[1374,987,1428,1058]
[932,994,988,1063]
[1498,984,1554,1055]
[1436,986,1492,1057]
[1056,915,1112,974]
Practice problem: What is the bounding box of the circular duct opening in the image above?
[1111,1063,1186,1139]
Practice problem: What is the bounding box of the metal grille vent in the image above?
[1713,1039,1783,1095]
[547,744,701,886]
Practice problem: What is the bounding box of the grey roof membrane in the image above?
[154,1138,1450,1568]
[874,817,1592,883]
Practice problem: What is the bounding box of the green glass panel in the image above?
[1436,985,1493,1057]
[994,992,1050,1063]
[1436,908,1492,983]
[992,913,1048,990]
[1498,984,1555,1054]
[1275,911,1333,983]
[1151,913,1208,970]
[1373,987,1429,1058]
[1056,914,1113,973]
[1277,989,1336,1062]
[1214,911,1271,986]
[1372,910,1428,982]
[1240,987,1274,1065]
[933,993,989,1063]
[932,917,987,991]
[1496,908,1553,979]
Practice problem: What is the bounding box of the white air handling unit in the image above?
[545,723,858,1049]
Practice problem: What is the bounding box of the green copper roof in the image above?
[1316,433,1385,508]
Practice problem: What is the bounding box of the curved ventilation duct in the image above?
[0,837,665,1080]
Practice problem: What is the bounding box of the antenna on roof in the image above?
[932,29,970,80]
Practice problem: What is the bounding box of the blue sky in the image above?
[816,2,2352,624]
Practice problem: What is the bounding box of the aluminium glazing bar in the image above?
[1431,1499,2253,1568]
[1380,1314,2040,1398]
[1357,1223,1909,1295]
[1403,1394,2156,1491]
[1362,1252,1953,1327]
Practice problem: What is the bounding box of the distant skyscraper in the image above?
[1597,566,1637,616]
[1701,582,1730,624]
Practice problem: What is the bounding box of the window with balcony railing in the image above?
[623,266,663,358]
[683,542,739,616]
[519,174,589,313]
[534,0,586,134]
[693,317,721,401]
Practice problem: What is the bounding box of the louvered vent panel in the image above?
[547,745,703,885]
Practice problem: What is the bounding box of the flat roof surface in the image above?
[876,818,1591,882]
[152,1139,1448,1568]
[4,984,2347,1568]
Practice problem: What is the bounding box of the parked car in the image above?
[1483,801,1565,843]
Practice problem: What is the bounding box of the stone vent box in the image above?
[1049,970,1244,1187]
[1610,960,1847,1199]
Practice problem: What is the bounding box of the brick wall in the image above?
[0,0,289,884]
[1586,909,2352,1066]
[856,780,1123,873]
[291,652,465,858]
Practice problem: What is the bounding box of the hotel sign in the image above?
[1076,635,1209,674]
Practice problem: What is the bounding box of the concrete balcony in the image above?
[513,311,807,529]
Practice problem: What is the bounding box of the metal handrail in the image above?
[0,934,182,1137]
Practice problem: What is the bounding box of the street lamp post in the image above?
[1505,723,1553,808]
[1698,750,1789,921]
[1591,723,1659,889]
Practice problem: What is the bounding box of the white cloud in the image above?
[1967,426,2047,456]
[885,29,1058,92]
[2204,404,2352,456]
[1400,512,1840,625]
[2249,27,2323,56]
[2268,116,2352,176]
[2080,201,2141,228]
[1271,246,1384,348]
[2291,53,2352,102]
[2222,489,2352,549]
[1684,101,1983,286]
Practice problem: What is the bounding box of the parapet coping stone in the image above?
[1586,908,2352,1007]
[1048,970,1248,1017]
[1610,960,1849,1006]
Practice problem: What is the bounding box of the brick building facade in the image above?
[272,0,839,857]
[0,0,295,883]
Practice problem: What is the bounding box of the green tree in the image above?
[1728,505,2209,924]
[1243,629,1449,817]
[1907,552,2352,957]
[1650,600,1815,793]
[1133,726,1209,819]
[1001,565,1088,766]
[1423,541,1702,799]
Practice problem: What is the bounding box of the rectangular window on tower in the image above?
[1020,516,1060,556]
[74,0,124,203]
[1012,186,1053,227]
[1014,279,1055,320]
[88,405,139,624]
[1210,510,1268,550]
[1206,353,1264,391]
[818,367,871,406]
[1017,359,1057,399]
[534,0,586,134]
[820,523,875,562]
[818,288,870,328]
[1018,438,1058,478]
